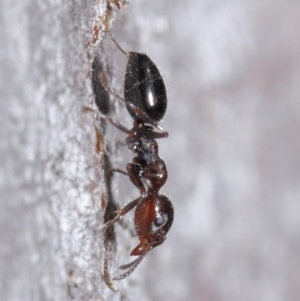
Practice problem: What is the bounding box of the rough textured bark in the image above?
[1,0,300,301]
[0,0,110,300]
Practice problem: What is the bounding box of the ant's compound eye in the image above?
[154,216,164,227]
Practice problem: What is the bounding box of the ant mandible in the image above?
[102,33,174,280]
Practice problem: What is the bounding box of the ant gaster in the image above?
[102,33,174,280]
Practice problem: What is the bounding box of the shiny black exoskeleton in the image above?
[102,34,174,281]
[125,52,167,123]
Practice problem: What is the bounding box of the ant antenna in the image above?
[113,246,152,280]
[119,257,140,270]
[108,32,129,57]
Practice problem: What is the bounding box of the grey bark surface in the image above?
[1,0,300,301]
[0,0,109,300]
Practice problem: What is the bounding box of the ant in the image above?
[101,33,174,280]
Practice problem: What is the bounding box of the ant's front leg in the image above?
[126,158,147,196]
[102,196,141,231]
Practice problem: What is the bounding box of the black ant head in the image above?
[131,194,174,256]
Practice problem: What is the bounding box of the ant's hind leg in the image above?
[100,115,132,135]
[102,197,141,231]
[109,32,129,57]
[116,139,127,147]
[99,70,125,105]
[110,168,128,176]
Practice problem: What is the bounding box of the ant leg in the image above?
[133,124,168,139]
[102,197,141,230]
[110,168,128,176]
[126,103,169,138]
[109,31,129,57]
[102,116,131,135]
[99,71,125,105]
[116,139,127,147]
[126,162,146,196]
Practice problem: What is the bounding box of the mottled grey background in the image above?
[1,0,300,301]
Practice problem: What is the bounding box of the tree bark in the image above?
[0,0,114,300]
[2,1,300,301]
